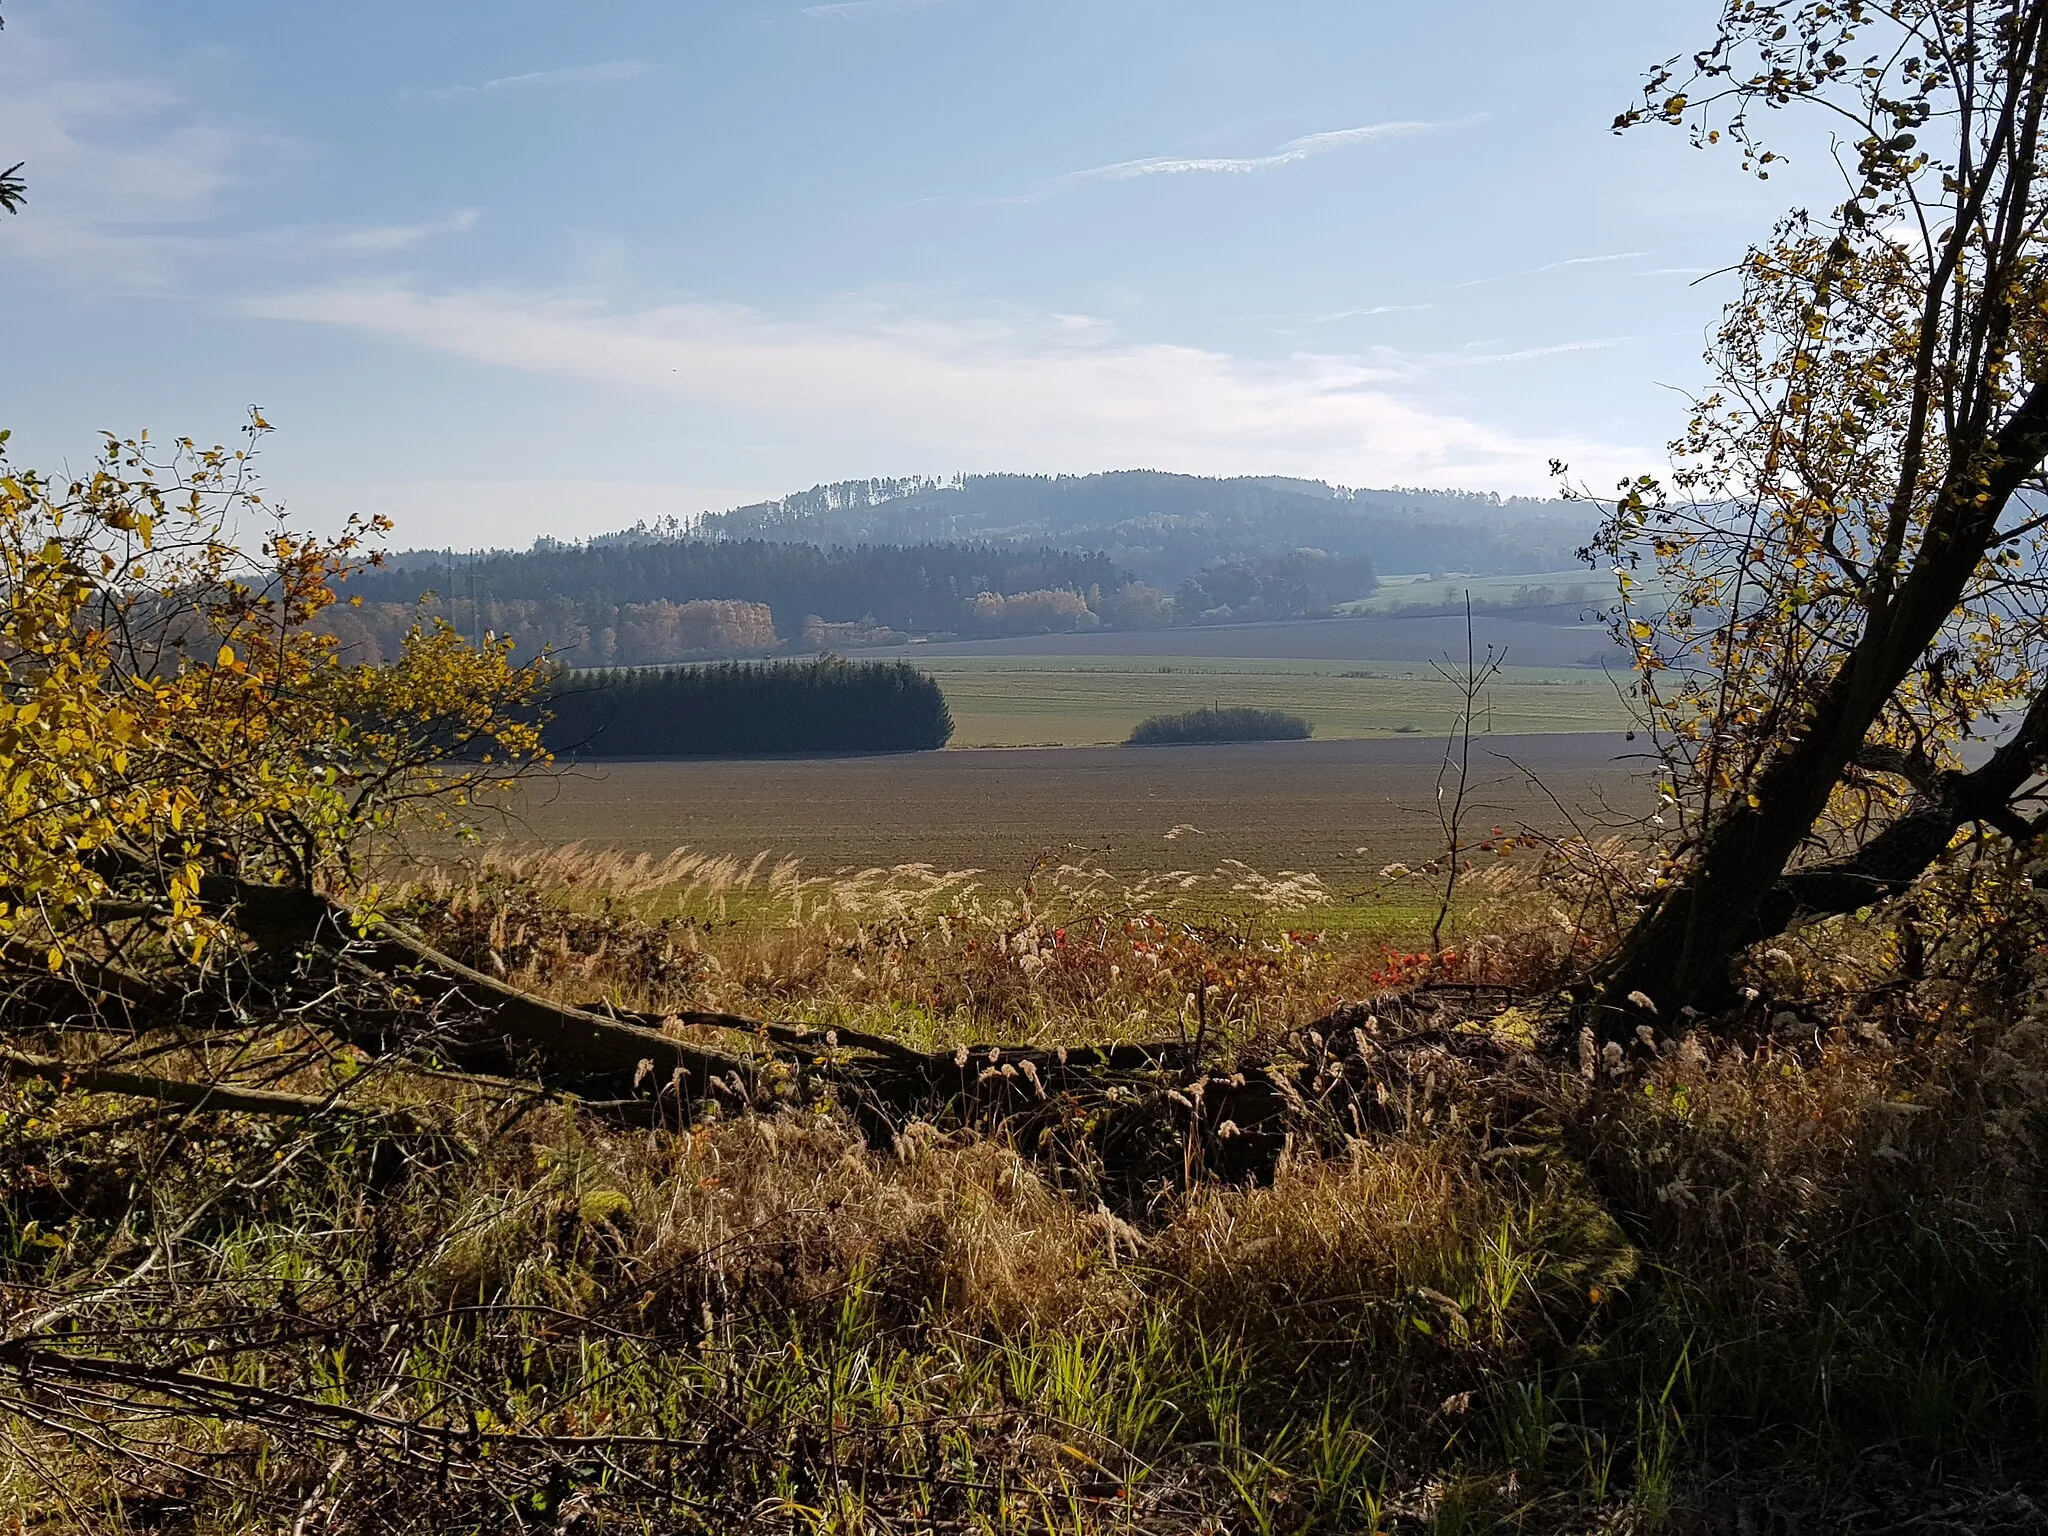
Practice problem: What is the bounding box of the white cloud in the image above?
[245,283,1643,493]
[804,0,950,16]
[1530,251,1650,274]
[0,22,243,286]
[0,17,492,287]
[1452,251,1652,289]
[1312,303,1437,322]
[1064,119,1445,187]
[326,209,482,253]
[1442,336,1642,366]
[419,61,657,100]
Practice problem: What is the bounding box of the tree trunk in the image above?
[1595,381,2048,1031]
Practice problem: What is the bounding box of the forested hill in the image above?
[333,540,1166,669]
[682,471,1593,584]
[332,471,1587,669]
[349,540,1121,639]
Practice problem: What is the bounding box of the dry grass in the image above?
[390,843,1402,1051]
[10,843,2048,1531]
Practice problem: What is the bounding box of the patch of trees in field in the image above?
[542,657,955,756]
[1173,552,1379,625]
[1125,706,1313,746]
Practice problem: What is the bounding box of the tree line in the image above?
[694,470,1590,585]
[540,656,954,756]
[329,540,1378,665]
[351,539,1125,638]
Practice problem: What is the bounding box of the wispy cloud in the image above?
[419,61,657,100]
[1312,302,1437,322]
[1452,251,1652,289]
[1442,336,1642,366]
[0,22,246,287]
[804,0,949,17]
[1066,120,1447,186]
[244,283,1642,492]
[1531,252,1649,274]
[328,209,481,253]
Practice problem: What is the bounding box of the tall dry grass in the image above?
[388,842,1577,1056]
[12,841,2048,1530]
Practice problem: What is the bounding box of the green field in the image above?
[1336,567,1673,616]
[914,653,1632,747]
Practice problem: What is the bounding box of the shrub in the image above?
[543,655,953,756]
[1124,705,1311,746]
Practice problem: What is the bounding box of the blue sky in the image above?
[0,0,1834,547]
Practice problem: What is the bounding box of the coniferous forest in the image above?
[540,657,955,756]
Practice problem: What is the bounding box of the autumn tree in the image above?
[1592,0,2048,1029]
[0,416,550,974]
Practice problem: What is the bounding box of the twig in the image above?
[1429,593,1508,952]
[0,1046,407,1125]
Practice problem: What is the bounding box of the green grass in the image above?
[1335,568,1676,617]
[1338,569,1608,614]
[911,654,1632,747]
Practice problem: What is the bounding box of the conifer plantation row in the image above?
[541,656,955,756]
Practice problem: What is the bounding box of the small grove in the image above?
[1125,705,1314,746]
[541,657,955,757]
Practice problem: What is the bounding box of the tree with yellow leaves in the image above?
[1592,0,2048,1029]
[0,414,550,974]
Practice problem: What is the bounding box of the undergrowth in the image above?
[7,844,2048,1531]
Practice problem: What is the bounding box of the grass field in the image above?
[906,605,1625,666]
[915,654,1634,747]
[1338,568,1604,613]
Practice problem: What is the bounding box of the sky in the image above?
[0,0,1845,548]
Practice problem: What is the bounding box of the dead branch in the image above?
[197,877,759,1104]
[0,1046,412,1126]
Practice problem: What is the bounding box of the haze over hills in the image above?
[677,470,1597,587]
[338,471,1605,670]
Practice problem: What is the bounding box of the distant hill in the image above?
[336,471,1600,669]
[679,471,1595,586]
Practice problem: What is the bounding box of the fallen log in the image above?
[0,1047,415,1127]
[33,878,1541,1191]
[198,877,758,1105]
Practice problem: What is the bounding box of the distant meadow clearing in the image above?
[911,654,1633,748]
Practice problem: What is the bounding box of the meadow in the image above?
[22,828,2048,1533]
[911,656,1633,748]
[1337,569,1605,614]
[906,605,1623,668]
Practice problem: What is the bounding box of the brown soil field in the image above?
[483,732,1647,885]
